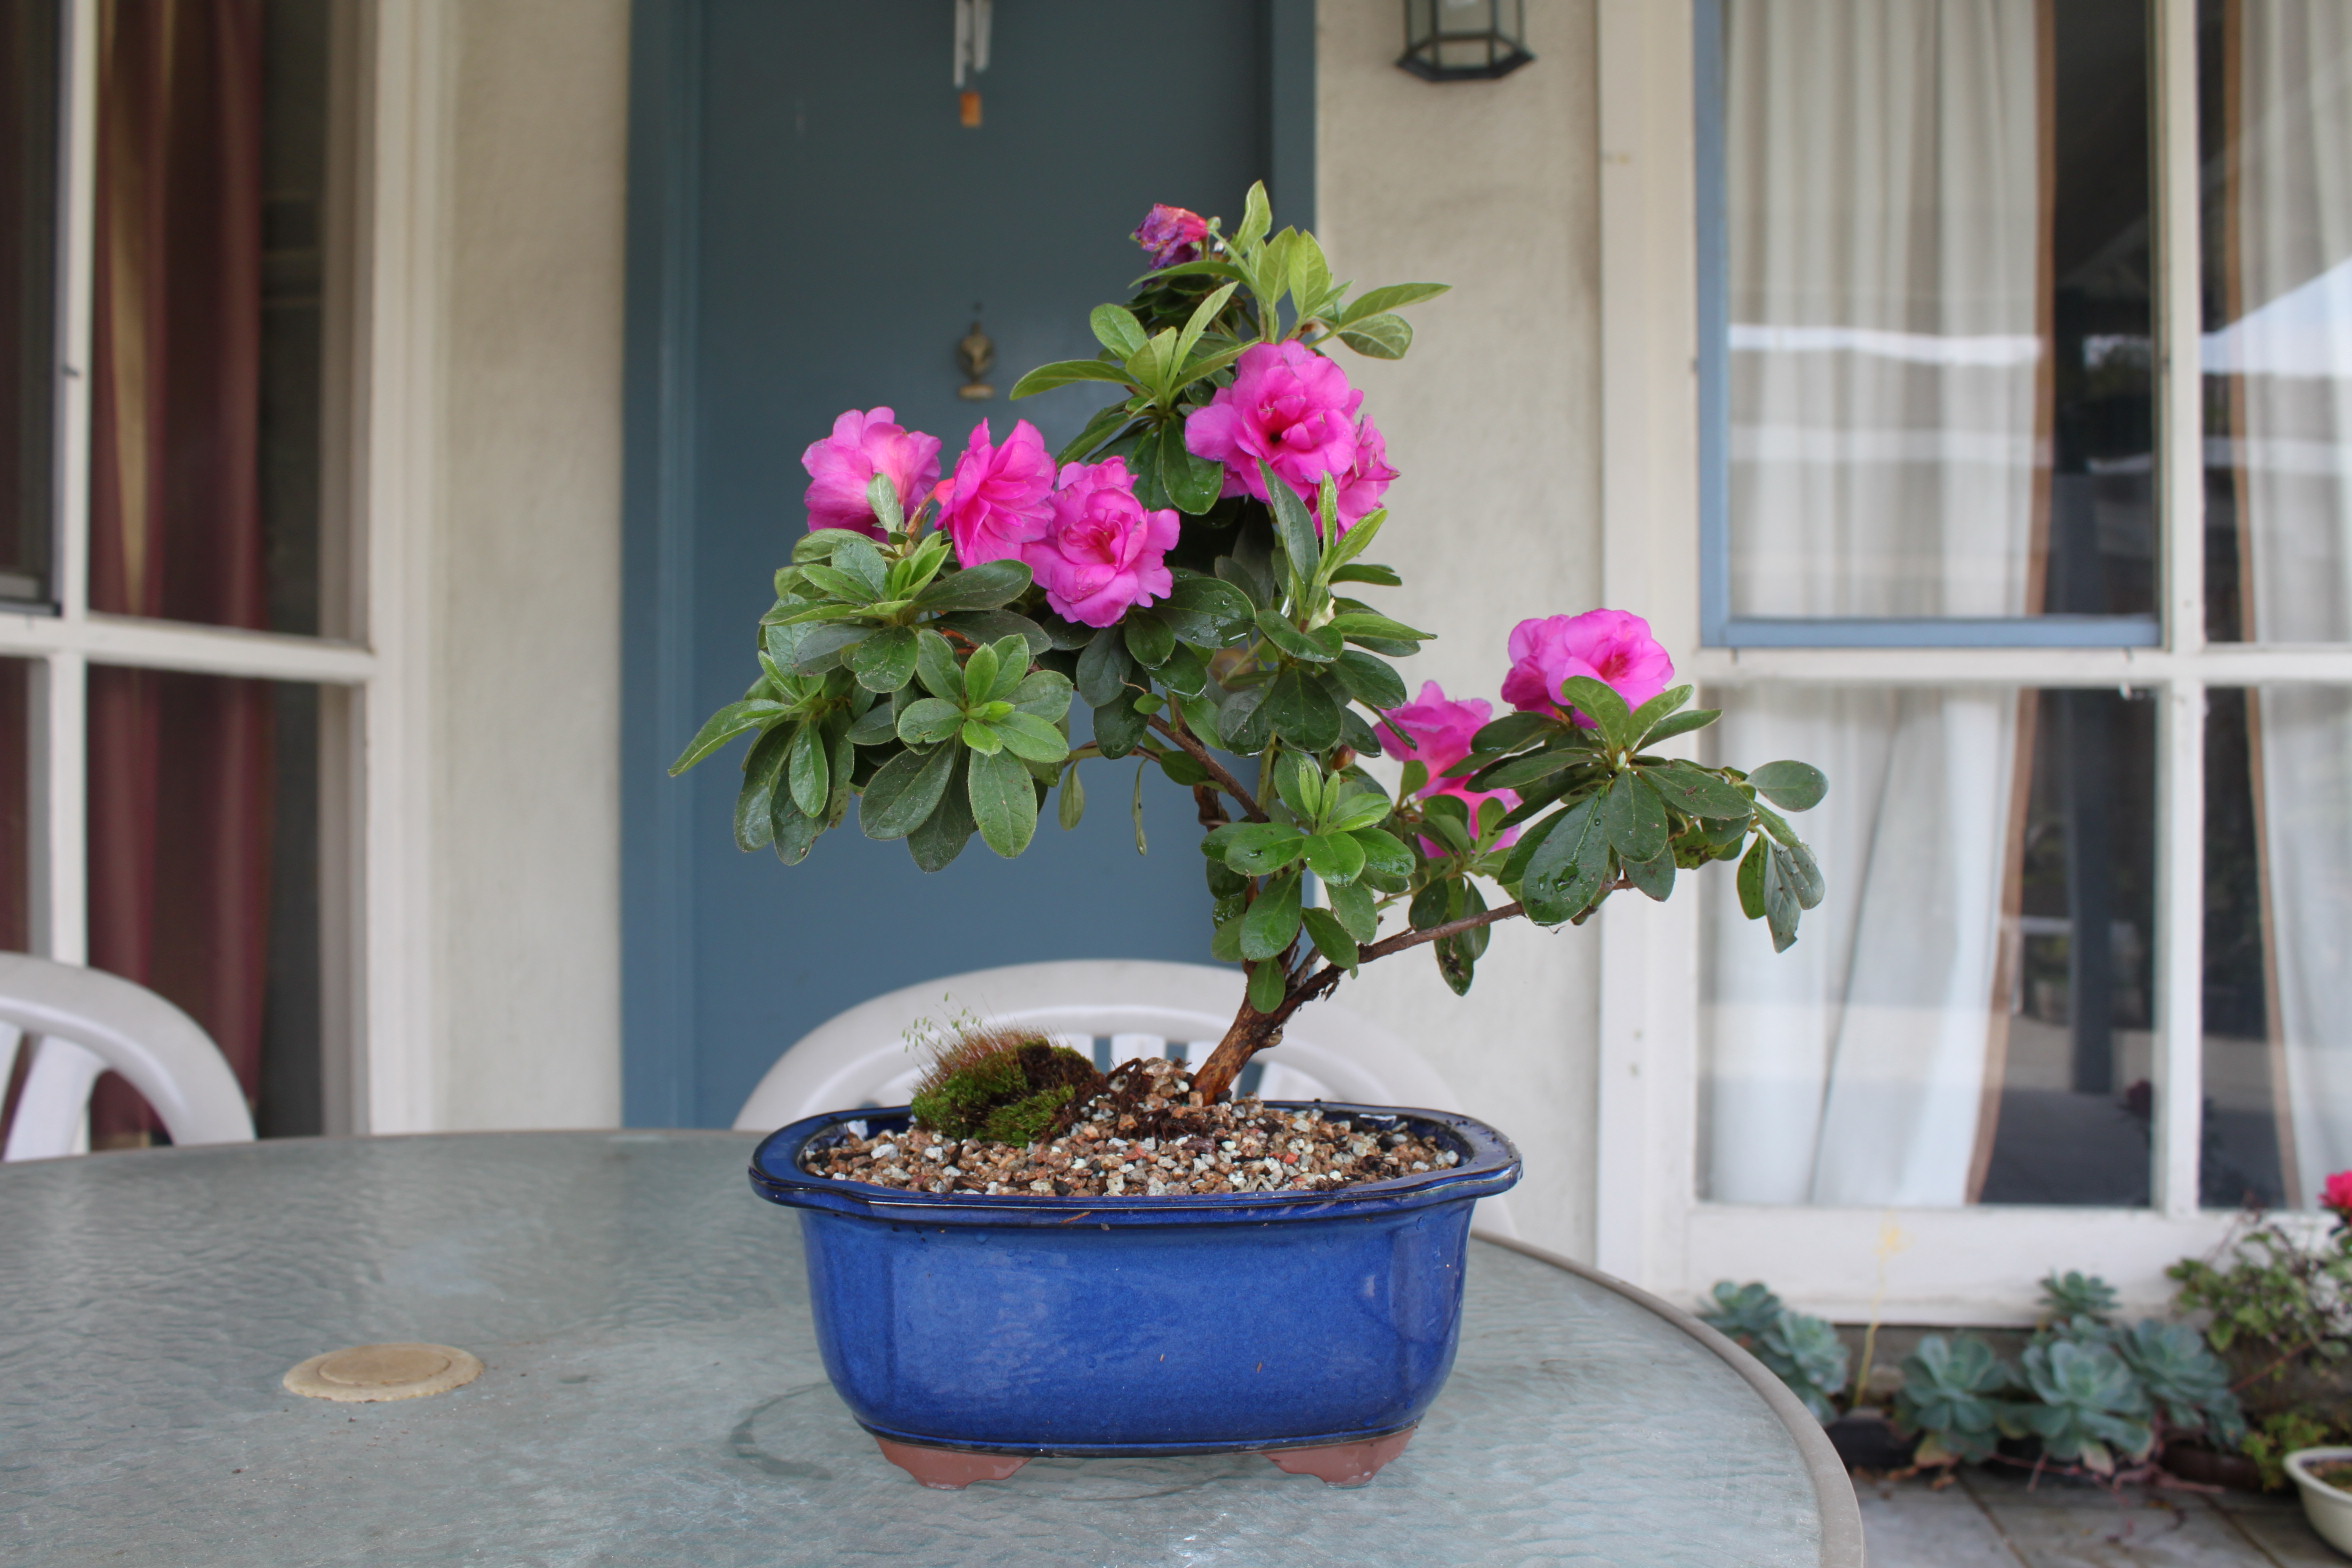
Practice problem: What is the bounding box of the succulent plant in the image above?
[1700,1280,1850,1422]
[2014,1337,2154,1474]
[1892,1333,2018,1466]
[2110,1318,2245,1445]
[2039,1270,2121,1327]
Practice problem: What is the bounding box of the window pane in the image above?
[85,668,320,1146]
[89,0,335,636]
[2204,687,2352,1209]
[1700,684,2157,1208]
[0,0,57,605]
[1715,0,2157,623]
[2200,2,2352,644]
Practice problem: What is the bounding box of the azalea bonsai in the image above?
[672,184,1826,1111]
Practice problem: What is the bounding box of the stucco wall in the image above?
[1316,0,1606,1259]
[431,0,629,1128]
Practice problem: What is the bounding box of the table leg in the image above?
[1263,1426,1417,1487]
[872,1437,1030,1489]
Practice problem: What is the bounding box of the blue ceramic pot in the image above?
[748,1102,1521,1457]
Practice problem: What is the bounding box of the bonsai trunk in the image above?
[1190,1003,1285,1105]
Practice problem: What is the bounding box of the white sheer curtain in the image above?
[1704,0,2042,1207]
[2224,2,2352,1204]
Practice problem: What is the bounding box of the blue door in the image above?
[623,1,1313,1126]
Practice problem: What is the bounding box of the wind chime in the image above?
[953,0,992,127]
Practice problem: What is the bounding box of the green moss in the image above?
[908,1037,1103,1144]
[980,1086,1077,1145]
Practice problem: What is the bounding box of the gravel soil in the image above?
[800,1057,1462,1198]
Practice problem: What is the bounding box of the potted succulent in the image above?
[674,186,1828,1488]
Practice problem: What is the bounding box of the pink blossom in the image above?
[1331,413,1397,532]
[2325,1170,2352,1217]
[1133,204,1210,268]
[1379,682,1521,852]
[933,418,1055,567]
[1021,458,1180,628]
[1183,341,1364,511]
[1500,610,1676,726]
[801,407,941,540]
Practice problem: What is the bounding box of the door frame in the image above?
[618,0,1319,1126]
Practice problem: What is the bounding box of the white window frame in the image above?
[1591,0,2352,1322]
[18,0,438,1136]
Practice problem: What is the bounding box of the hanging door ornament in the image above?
[953,0,993,127]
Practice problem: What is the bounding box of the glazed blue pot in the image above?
[748,1102,1521,1456]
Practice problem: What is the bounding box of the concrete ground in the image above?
[1857,1469,2344,1567]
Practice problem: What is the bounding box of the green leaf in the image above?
[1328,879,1378,944]
[1131,759,1150,854]
[1624,850,1676,901]
[1092,697,1146,758]
[960,718,1003,755]
[860,743,957,841]
[1638,708,1721,747]
[934,609,1049,656]
[914,630,963,701]
[1206,821,1306,876]
[1123,610,1177,669]
[787,723,830,818]
[846,626,918,692]
[1090,303,1148,358]
[906,751,976,871]
[1076,626,1134,708]
[1559,676,1635,750]
[1602,771,1669,863]
[1173,281,1240,372]
[1155,642,1209,698]
[1056,402,1135,467]
[967,744,1039,857]
[845,704,899,747]
[859,476,902,538]
[1641,762,1755,822]
[1315,507,1385,583]
[1240,871,1305,960]
[1472,712,1557,754]
[1737,836,1768,920]
[770,793,821,865]
[789,623,872,675]
[1325,789,1393,833]
[1247,957,1286,1013]
[1235,180,1273,249]
[1009,357,1135,399]
[1158,573,1255,642]
[1521,797,1611,926]
[1264,666,1342,751]
[1350,826,1414,880]
[1272,751,1321,821]
[1337,282,1449,322]
[896,697,963,746]
[1778,839,1825,909]
[1328,562,1402,587]
[993,710,1070,764]
[1336,312,1413,359]
[1627,684,1693,738]
[734,724,793,850]
[1011,670,1073,721]
[911,558,1033,613]
[1156,420,1224,515]
[1286,233,1332,319]
[1057,763,1086,829]
[1326,611,1432,645]
[1470,746,1588,792]
[1260,460,1321,576]
[673,699,788,776]
[1748,760,1829,813]
[1302,907,1359,969]
[1255,608,1340,664]
[983,634,1030,702]
[1216,685,1274,752]
[961,641,1000,705]
[1302,831,1367,885]
[801,563,879,605]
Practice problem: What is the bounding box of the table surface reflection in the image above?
[0,1131,1856,1566]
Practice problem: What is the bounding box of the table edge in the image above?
[1472,1231,1866,1568]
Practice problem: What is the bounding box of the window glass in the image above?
[1715,0,2156,625]
[2200,1,2352,644]
[1700,684,2157,1208]
[0,0,57,606]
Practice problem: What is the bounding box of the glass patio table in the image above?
[0,1131,1860,1566]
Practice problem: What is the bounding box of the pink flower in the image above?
[1331,414,1397,532]
[801,407,941,540]
[1379,682,1521,853]
[933,418,1055,567]
[1183,341,1364,512]
[1500,610,1676,726]
[1133,204,1210,268]
[1021,458,1180,628]
[2325,1170,2352,1217]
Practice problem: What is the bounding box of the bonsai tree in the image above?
[671,185,1827,1108]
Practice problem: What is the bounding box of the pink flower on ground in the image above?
[1183,341,1364,511]
[1500,610,1676,726]
[1021,458,1180,628]
[933,418,1055,567]
[1378,682,1522,853]
[1133,204,1210,268]
[801,407,941,540]
[2324,1170,2352,1217]
[1331,414,1397,532]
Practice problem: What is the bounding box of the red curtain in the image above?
[86,0,274,1144]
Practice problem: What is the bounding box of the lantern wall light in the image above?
[1397,0,1533,82]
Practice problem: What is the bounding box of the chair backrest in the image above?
[0,954,256,1161]
[731,959,1519,1235]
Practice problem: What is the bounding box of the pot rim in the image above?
[2286,1445,2352,1500]
[748,1100,1522,1227]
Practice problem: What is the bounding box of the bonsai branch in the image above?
[1145,713,1265,821]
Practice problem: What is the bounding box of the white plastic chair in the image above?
[0,953,256,1161]
[733,958,1518,1235]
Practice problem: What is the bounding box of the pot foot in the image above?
[873,1437,1030,1489]
[1264,1426,1416,1487]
